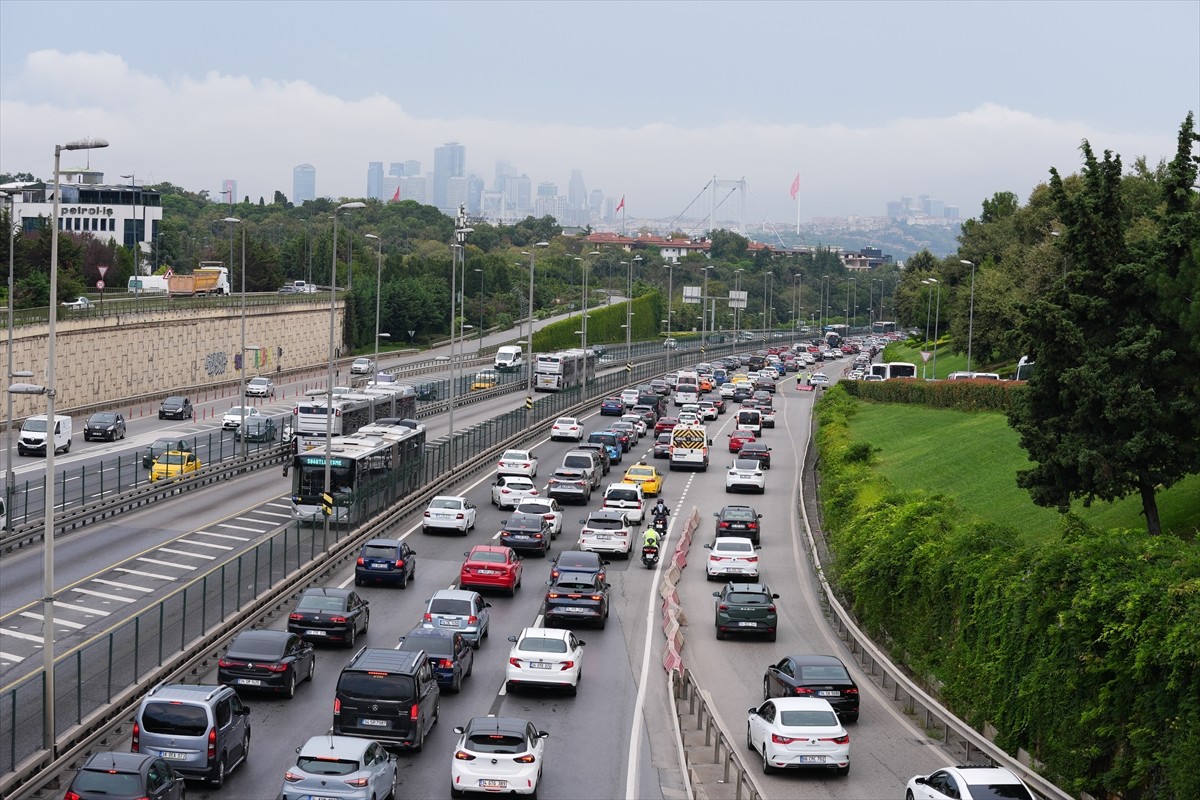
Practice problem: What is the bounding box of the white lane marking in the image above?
[92,579,153,594]
[71,588,134,603]
[216,523,263,533]
[196,531,251,541]
[250,510,293,519]
[20,612,85,629]
[115,568,175,581]
[53,601,109,616]
[0,651,23,662]
[177,539,234,551]
[1,628,52,643]
[158,547,215,560]
[138,557,196,570]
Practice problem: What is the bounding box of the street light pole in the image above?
[733,268,744,343]
[522,242,549,410]
[326,202,364,527]
[921,277,938,379]
[961,260,977,373]
[792,273,801,336]
[931,280,942,379]
[365,233,386,421]
[581,250,597,396]
[474,268,484,355]
[223,218,247,458]
[2,190,17,535]
[663,262,673,340]
[701,265,713,354]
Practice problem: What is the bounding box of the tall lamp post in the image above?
[222,217,247,458]
[960,260,977,373]
[364,233,389,421]
[325,202,364,527]
[700,265,713,353]
[449,209,473,436]
[38,136,109,751]
[733,268,745,343]
[521,242,549,410]
[791,273,801,336]
[764,272,774,339]
[579,250,598,395]
[921,277,939,379]
[663,262,674,340]
[474,268,484,355]
[931,279,942,379]
[2,190,19,535]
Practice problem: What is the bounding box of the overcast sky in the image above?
[1,0,1196,225]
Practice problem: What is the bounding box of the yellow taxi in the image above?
[622,461,664,496]
[471,370,498,391]
[150,450,202,482]
[698,376,714,392]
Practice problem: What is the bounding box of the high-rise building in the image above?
[589,189,604,216]
[219,179,237,207]
[400,175,427,204]
[383,175,402,202]
[293,164,316,204]
[568,169,587,211]
[433,142,466,211]
[537,182,558,197]
[534,194,569,220]
[367,162,384,201]
[404,160,421,177]
[505,174,531,214]
[467,175,485,214]
[447,176,469,212]
[493,159,512,192]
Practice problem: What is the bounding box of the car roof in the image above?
[785,654,848,668]
[465,716,532,737]
[430,588,479,601]
[301,587,353,599]
[555,550,603,566]
[468,544,512,555]
[945,765,1025,782]
[362,538,401,548]
[712,536,754,548]
[229,629,291,647]
[517,626,571,641]
[82,751,155,770]
[725,582,770,593]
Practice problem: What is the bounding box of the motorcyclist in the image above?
[642,526,660,550]
[652,499,670,521]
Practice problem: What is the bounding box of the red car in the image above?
[728,431,757,452]
[654,416,680,434]
[459,544,523,596]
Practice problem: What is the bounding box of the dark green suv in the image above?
[713,582,779,641]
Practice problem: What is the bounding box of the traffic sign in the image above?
[920,351,932,363]
[321,493,334,516]
[524,396,533,410]
[97,265,110,278]
[96,280,105,290]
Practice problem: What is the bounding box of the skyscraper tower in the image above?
[293,164,316,203]
[433,142,466,212]
[367,162,384,200]
[568,169,587,211]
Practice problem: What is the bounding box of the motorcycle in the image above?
[651,513,669,534]
[641,543,660,569]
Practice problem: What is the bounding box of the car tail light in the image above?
[718,604,729,611]
[793,686,815,695]
[509,657,522,667]
[501,488,510,494]
[456,513,465,520]
[218,658,241,668]
[771,733,800,744]
[534,533,544,540]
[719,522,730,529]
[748,522,758,529]
[767,605,777,612]
[330,615,347,623]
[207,727,217,761]
[547,592,560,599]
[747,556,758,563]
[514,754,537,764]
[822,734,850,744]
[333,698,341,715]
[356,557,365,566]
[559,661,575,670]
[265,663,287,672]
[454,750,476,761]
[468,615,478,624]
[131,720,140,751]
[284,771,304,783]
[423,511,431,517]
[844,687,859,695]
[289,613,303,621]
[409,703,420,720]
[344,777,370,787]
[438,658,454,669]
[64,792,83,800]
[530,489,539,495]
[395,559,405,568]
[589,594,603,601]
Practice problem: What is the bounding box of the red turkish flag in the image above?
[615,195,625,213]
[789,172,800,200]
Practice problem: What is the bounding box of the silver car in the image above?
[279,735,396,800]
[421,589,491,648]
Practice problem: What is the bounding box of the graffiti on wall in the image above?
[205,351,228,376]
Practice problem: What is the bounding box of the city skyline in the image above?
[1,1,1194,223]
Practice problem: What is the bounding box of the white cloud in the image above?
[0,51,1182,223]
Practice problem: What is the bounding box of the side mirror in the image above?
[771,593,780,599]
[757,514,763,519]
[546,580,553,586]
[712,512,719,517]
[712,591,721,598]
[578,640,587,647]
[507,635,518,643]
[464,552,471,557]
[703,543,713,550]
[453,726,466,735]
[483,602,492,608]
[748,707,759,715]
[538,731,550,739]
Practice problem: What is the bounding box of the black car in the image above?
[287,587,370,646]
[714,505,762,545]
[354,538,417,587]
[234,416,278,443]
[398,625,474,693]
[738,441,772,469]
[550,550,609,582]
[158,396,193,420]
[703,394,727,414]
[649,379,671,396]
[544,570,610,628]
[84,411,126,442]
[763,654,860,722]
[653,432,672,459]
[66,751,185,800]
[141,438,192,469]
[500,512,553,556]
[218,629,315,697]
[333,648,439,750]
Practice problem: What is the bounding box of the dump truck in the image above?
[168,262,230,296]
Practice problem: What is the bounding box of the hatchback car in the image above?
[491,475,539,509]
[550,550,608,582]
[600,397,625,416]
[505,627,586,695]
[460,544,524,595]
[726,458,766,494]
[704,537,761,581]
[350,357,375,374]
[354,538,417,588]
[497,449,538,478]
[747,697,849,775]
[235,416,278,443]
[280,735,396,800]
[287,588,370,647]
[450,717,549,799]
[738,441,772,469]
[422,589,491,648]
[714,582,779,641]
[653,432,672,459]
[906,765,1036,800]
[132,683,250,787]
[763,654,860,722]
[586,431,623,465]
[398,625,475,693]
[149,451,201,482]
[514,498,563,537]
[84,411,126,442]
[727,430,756,453]
[142,438,192,469]
[245,376,276,397]
[218,629,315,697]
[550,417,584,441]
[423,495,477,535]
[66,752,185,800]
[714,505,763,544]
[499,512,553,556]
[158,396,193,420]
[546,469,591,505]
[544,571,610,628]
[221,406,262,430]
[654,416,679,434]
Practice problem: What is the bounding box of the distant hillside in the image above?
[752,219,965,260]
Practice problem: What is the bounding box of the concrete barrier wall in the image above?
[5,302,344,419]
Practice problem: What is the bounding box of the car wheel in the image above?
[399,577,408,590]
[307,656,316,682]
[345,624,356,648]
[286,669,296,698]
[567,680,578,697]
[766,630,777,642]
[354,577,363,586]
[451,672,463,694]
[716,626,726,640]
[362,610,370,633]
[209,755,226,787]
[158,412,165,420]
[598,614,607,630]
[837,764,850,776]
[905,791,915,800]
[505,680,517,693]
[451,785,466,799]
[746,723,754,751]
[763,677,772,700]
[761,746,775,775]
[844,713,859,724]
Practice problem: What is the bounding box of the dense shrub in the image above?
[842,376,1023,412]
[533,291,662,351]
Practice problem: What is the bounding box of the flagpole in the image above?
[795,189,800,235]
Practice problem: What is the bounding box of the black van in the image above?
[333,648,440,750]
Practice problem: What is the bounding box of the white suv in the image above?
[578,510,634,557]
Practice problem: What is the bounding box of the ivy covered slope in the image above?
[814,384,1199,798]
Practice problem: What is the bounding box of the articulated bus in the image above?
[290,423,425,523]
[292,386,417,448]
[869,362,918,380]
[534,349,596,392]
[872,320,898,334]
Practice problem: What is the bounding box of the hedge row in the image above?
[842,376,1024,412]
[533,291,663,352]
[814,385,1200,798]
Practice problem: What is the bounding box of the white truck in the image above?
[494,345,524,373]
[668,423,711,471]
[128,274,171,294]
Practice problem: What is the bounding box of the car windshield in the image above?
[160,454,189,466]
[466,733,526,754]
[428,599,472,615]
[250,378,268,385]
[556,554,598,570]
[23,419,46,432]
[501,451,528,460]
[724,508,756,520]
[717,541,755,553]
[401,633,454,656]
[228,407,250,416]
[361,545,398,559]
[778,709,838,727]
[727,592,770,604]
[628,469,652,479]
[518,637,568,653]
[296,595,346,612]
[471,551,506,564]
[73,770,143,794]
[337,672,414,701]
[165,397,185,405]
[295,757,359,776]
[963,782,1034,800]
[800,664,851,681]
[91,413,117,423]
[503,479,534,490]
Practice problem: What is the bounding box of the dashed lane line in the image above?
[92,579,154,594]
[71,588,135,603]
[19,612,85,629]
[156,548,214,560]
[137,557,196,570]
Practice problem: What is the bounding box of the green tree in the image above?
[1007,114,1200,536]
[709,229,748,261]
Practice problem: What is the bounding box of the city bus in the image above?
[872,320,897,334]
[292,387,417,448]
[869,362,918,380]
[290,423,425,523]
[534,349,596,392]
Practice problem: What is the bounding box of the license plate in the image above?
[817,690,840,697]
[737,621,758,627]
[305,630,327,636]
[160,751,187,760]
[560,607,587,613]
[596,533,611,539]
[309,795,340,800]
[370,563,389,569]
[237,679,262,686]
[529,662,551,670]
[360,718,388,727]
[479,780,507,788]
[478,569,497,575]
[798,755,826,763]
[439,619,461,627]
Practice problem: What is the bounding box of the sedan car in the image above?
[287,587,370,647]
[450,717,549,799]
[714,582,778,641]
[81,411,127,443]
[544,571,610,628]
[747,697,849,775]
[149,451,201,482]
[354,538,417,588]
[622,462,664,496]
[726,458,766,493]
[705,537,760,581]
[727,430,757,453]
[514,498,563,537]
[497,449,538,478]
[654,416,680,434]
[696,401,719,421]
[460,544,523,595]
[423,495,477,535]
[157,396,193,420]
[808,372,830,386]
[738,441,772,468]
[499,512,553,557]
[606,427,633,452]
[763,654,860,722]
[245,376,276,397]
[550,417,584,441]
[422,589,490,648]
[714,505,762,544]
[398,625,475,693]
[600,397,625,416]
[60,296,96,310]
[142,438,192,469]
[350,357,375,374]
[906,765,1036,800]
[280,736,396,800]
[621,413,648,437]
[218,629,315,697]
[221,405,262,429]
[653,432,672,459]
[620,388,640,407]
[491,475,539,509]
[235,416,278,443]
[66,752,185,800]
[505,627,586,695]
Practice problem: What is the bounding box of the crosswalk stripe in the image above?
[158,548,215,560]
[72,588,134,603]
[178,539,234,551]
[20,612,85,629]
[137,557,196,570]
[92,579,153,594]
[195,531,250,541]
[53,601,109,616]
[217,523,264,533]
[116,567,175,580]
[0,628,47,642]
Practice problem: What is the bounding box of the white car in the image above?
[578,510,634,556]
[620,413,648,436]
[497,449,538,478]
[906,765,1036,800]
[809,372,830,386]
[746,697,850,775]
[620,388,640,407]
[280,735,396,800]
[423,495,477,534]
[491,475,539,509]
[515,498,564,536]
[245,376,276,397]
[704,536,760,580]
[450,716,549,798]
[677,411,700,426]
[350,357,375,374]
[697,401,719,421]
[549,417,584,442]
[60,296,95,310]
[719,382,738,398]
[504,627,585,694]
[221,406,262,429]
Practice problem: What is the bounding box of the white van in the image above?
[18,414,73,456]
[495,345,524,373]
[602,482,645,523]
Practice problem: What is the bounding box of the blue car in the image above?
[397,626,475,693]
[587,432,623,464]
[600,397,624,416]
